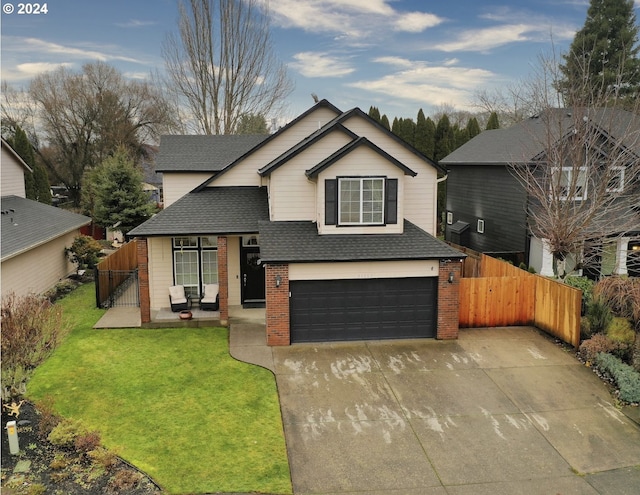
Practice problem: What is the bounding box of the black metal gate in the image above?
[95,269,139,308]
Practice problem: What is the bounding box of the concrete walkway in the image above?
[230,324,640,495]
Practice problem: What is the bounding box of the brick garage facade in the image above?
[437,259,463,340]
[265,263,290,346]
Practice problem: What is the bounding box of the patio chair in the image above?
[169,285,189,312]
[200,283,219,311]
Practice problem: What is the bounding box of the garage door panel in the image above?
[290,277,437,343]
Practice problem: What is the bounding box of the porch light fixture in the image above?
[275,275,282,287]
[448,271,455,284]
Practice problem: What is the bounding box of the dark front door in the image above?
[240,246,265,304]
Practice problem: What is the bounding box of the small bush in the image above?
[75,430,101,453]
[88,447,118,471]
[108,468,143,492]
[586,297,613,334]
[607,317,635,345]
[27,483,47,495]
[50,453,70,470]
[66,234,103,270]
[48,418,87,449]
[580,316,593,340]
[595,352,640,403]
[1,293,70,400]
[578,334,629,363]
[35,395,60,439]
[595,277,640,328]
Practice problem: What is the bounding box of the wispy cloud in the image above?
[269,0,443,41]
[290,51,355,77]
[432,24,533,52]
[348,58,495,108]
[115,19,158,28]
[6,37,143,64]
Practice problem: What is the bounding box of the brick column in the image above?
[437,259,462,340]
[265,263,290,346]
[137,238,151,324]
[217,236,229,325]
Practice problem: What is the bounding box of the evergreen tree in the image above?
[88,149,157,235]
[368,106,381,123]
[434,114,455,161]
[415,109,433,157]
[423,117,436,159]
[236,113,269,134]
[486,112,500,130]
[455,126,470,148]
[10,126,51,204]
[559,0,640,105]
[391,117,400,135]
[380,114,390,130]
[466,117,481,138]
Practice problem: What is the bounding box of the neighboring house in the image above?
[1,139,91,299]
[441,108,640,278]
[129,100,465,345]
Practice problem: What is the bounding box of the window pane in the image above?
[339,179,361,223]
[174,251,199,296]
[173,236,198,248]
[201,251,218,285]
[200,236,218,247]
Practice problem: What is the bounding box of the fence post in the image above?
[108,270,114,308]
[94,268,101,308]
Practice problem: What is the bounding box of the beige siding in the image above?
[1,231,79,299]
[209,107,341,188]
[317,146,405,235]
[162,173,212,207]
[341,115,438,234]
[270,132,352,221]
[147,237,173,310]
[289,260,439,281]
[1,146,27,197]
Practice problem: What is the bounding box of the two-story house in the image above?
[129,100,465,345]
[441,108,640,278]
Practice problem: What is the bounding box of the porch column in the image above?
[539,239,555,277]
[437,259,463,340]
[265,263,290,346]
[218,236,229,326]
[137,238,151,324]
[614,237,630,276]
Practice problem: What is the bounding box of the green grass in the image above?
[27,283,292,494]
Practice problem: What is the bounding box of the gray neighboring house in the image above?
[1,138,91,299]
[441,108,640,278]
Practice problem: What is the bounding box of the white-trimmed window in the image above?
[606,166,625,193]
[446,212,453,225]
[553,167,588,201]
[173,236,218,297]
[339,177,385,225]
[477,219,485,234]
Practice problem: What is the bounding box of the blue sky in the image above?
[2,0,640,122]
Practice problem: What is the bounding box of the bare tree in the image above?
[28,62,174,205]
[161,0,293,135]
[1,81,36,140]
[508,53,640,279]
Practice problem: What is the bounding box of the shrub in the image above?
[594,352,640,403]
[48,418,87,449]
[66,234,103,270]
[1,293,70,400]
[75,430,102,453]
[578,334,629,363]
[586,297,613,335]
[595,277,640,328]
[580,317,593,340]
[565,276,595,308]
[88,447,118,471]
[108,469,143,492]
[607,317,635,345]
[35,395,60,439]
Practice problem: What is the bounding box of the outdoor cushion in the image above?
[201,284,219,303]
[169,285,188,305]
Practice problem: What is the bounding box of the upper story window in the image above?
[553,167,587,201]
[606,166,625,193]
[339,177,385,225]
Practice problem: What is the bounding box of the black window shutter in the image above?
[325,179,337,225]
[385,178,398,224]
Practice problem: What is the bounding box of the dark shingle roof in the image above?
[156,135,268,172]
[258,220,465,263]
[127,187,269,237]
[1,196,91,261]
[441,107,640,166]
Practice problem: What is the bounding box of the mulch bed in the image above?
[1,400,162,495]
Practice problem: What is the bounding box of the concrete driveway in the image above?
[270,327,640,495]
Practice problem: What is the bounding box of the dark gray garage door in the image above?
[290,277,437,343]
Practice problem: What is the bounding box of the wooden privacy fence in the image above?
[95,240,139,308]
[459,254,582,348]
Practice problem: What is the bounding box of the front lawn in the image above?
[27,283,292,494]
